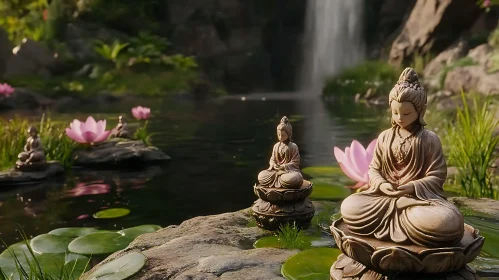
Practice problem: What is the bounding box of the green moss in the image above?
[322,60,400,98]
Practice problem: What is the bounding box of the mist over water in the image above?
[300,0,365,94]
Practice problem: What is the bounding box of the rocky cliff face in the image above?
[165,0,306,93]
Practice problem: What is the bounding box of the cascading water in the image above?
[300,0,365,95]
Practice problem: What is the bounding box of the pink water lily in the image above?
[65,116,111,144]
[334,139,377,190]
[132,106,151,120]
[0,83,14,97]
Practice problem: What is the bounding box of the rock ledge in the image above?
[0,161,64,186]
[73,139,170,167]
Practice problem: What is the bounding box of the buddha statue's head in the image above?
[277,116,293,143]
[388,67,427,129]
[28,126,38,137]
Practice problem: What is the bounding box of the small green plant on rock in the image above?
[445,92,499,199]
[276,222,304,249]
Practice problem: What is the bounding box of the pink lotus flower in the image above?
[484,0,491,7]
[132,106,151,120]
[0,83,15,97]
[66,116,111,144]
[334,139,377,190]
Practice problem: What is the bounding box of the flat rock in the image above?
[72,139,171,167]
[449,197,499,217]
[0,161,64,187]
[82,209,297,280]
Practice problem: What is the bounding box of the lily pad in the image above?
[0,242,33,277]
[93,208,130,219]
[49,227,99,237]
[68,232,133,255]
[117,225,162,239]
[464,216,499,258]
[30,234,73,254]
[309,180,351,201]
[301,166,344,178]
[281,248,342,280]
[83,251,146,280]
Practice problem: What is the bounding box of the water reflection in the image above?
[0,97,385,247]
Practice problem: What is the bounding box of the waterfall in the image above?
[300,0,365,94]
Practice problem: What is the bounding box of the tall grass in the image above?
[0,114,76,171]
[445,92,499,199]
[410,51,433,76]
[276,222,304,249]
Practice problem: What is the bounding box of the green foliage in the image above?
[409,51,433,77]
[0,114,76,171]
[323,60,400,98]
[93,40,130,69]
[276,222,304,249]
[488,21,499,48]
[45,0,67,42]
[133,120,155,146]
[438,57,477,88]
[445,92,499,199]
[0,0,47,43]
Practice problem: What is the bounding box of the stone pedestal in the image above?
[330,218,485,280]
[251,181,315,230]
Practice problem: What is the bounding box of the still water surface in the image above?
[0,95,385,248]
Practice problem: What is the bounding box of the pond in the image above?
[0,93,385,248]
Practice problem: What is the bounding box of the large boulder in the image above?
[0,87,54,110]
[389,0,482,65]
[82,209,296,280]
[0,161,64,187]
[3,39,57,78]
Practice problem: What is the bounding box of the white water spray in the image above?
[300,0,365,94]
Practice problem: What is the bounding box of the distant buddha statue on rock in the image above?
[111,115,130,138]
[340,68,464,248]
[257,116,303,189]
[17,126,46,170]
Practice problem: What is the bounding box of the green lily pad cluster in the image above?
[301,166,351,201]
[0,225,161,279]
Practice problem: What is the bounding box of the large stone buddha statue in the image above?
[340,67,464,247]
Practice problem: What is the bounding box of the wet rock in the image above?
[0,161,64,187]
[388,0,481,66]
[82,209,296,280]
[72,139,171,167]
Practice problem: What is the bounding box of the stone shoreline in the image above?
[83,198,499,280]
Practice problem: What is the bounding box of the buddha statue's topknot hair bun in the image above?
[277,116,293,140]
[396,67,424,91]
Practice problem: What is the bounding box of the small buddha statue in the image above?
[340,68,464,248]
[111,115,130,138]
[16,126,46,170]
[257,116,303,189]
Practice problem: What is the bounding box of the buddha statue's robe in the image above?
[258,141,303,189]
[341,128,464,247]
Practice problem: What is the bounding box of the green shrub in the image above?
[322,61,400,98]
[445,92,499,199]
[0,114,76,171]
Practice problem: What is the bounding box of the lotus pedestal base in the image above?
[251,198,314,230]
[330,254,478,280]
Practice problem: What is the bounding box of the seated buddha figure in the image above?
[340,68,464,248]
[17,126,46,167]
[257,116,304,189]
